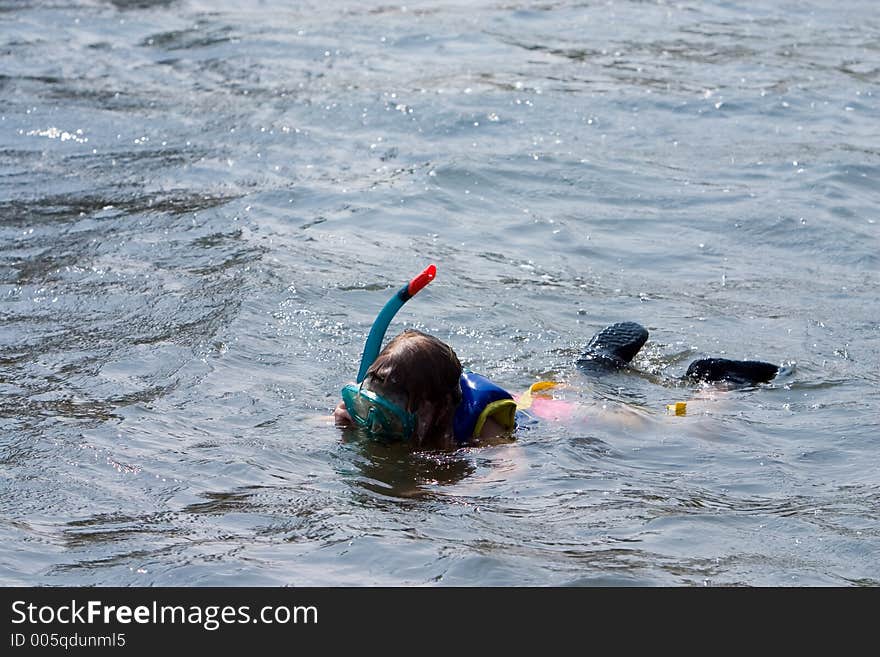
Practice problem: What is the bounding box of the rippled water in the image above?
[1,0,878,586]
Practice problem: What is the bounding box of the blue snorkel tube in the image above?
[356,264,437,383]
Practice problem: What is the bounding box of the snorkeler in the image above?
[334,328,518,446]
[334,265,779,447]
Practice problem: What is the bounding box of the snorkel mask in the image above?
[341,382,416,438]
[341,264,436,440]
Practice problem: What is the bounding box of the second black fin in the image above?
[684,358,779,385]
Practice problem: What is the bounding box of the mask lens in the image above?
[341,384,414,439]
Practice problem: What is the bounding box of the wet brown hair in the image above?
[364,329,462,446]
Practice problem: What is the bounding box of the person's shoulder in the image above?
[476,414,516,442]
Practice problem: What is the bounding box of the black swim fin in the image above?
[577,322,649,372]
[684,358,778,385]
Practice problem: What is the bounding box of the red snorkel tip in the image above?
[407,263,436,297]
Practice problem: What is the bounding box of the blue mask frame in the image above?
[341,383,416,439]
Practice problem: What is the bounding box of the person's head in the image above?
[356,329,463,446]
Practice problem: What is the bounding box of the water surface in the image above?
[1,0,878,586]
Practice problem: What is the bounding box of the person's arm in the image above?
[333,401,353,426]
[478,414,510,440]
